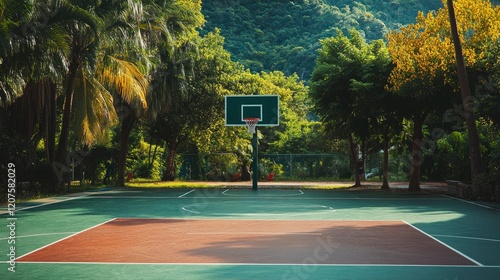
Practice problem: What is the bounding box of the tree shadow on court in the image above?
[179,221,475,266]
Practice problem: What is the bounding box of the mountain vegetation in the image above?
[201,0,499,81]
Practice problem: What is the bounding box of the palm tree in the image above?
[0,0,34,106]
[99,0,152,186]
[1,0,146,186]
[53,0,149,185]
[1,0,114,188]
[54,2,104,165]
[1,0,205,187]
[0,0,88,166]
[113,0,205,185]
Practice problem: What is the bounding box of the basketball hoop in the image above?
[243,118,260,134]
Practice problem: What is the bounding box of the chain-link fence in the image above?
[178,153,353,181]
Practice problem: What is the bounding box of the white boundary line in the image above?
[0,196,86,215]
[442,194,499,210]
[181,206,200,214]
[14,261,494,267]
[88,196,185,199]
[433,234,500,243]
[178,189,195,198]
[16,218,117,260]
[403,221,484,267]
[0,232,77,241]
[90,194,197,199]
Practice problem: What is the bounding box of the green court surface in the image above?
[1,186,500,279]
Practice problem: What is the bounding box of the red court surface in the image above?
[18,218,477,265]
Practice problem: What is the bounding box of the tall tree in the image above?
[53,0,151,187]
[103,0,158,186]
[134,0,204,183]
[54,1,103,165]
[387,0,500,191]
[387,16,455,191]
[309,29,393,187]
[0,0,103,171]
[354,39,397,189]
[148,31,229,181]
[446,0,484,189]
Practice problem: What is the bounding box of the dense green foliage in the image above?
[1,0,500,202]
[201,0,499,81]
[309,28,396,187]
[201,0,385,80]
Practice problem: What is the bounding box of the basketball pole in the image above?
[252,127,258,191]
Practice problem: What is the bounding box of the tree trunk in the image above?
[42,81,57,164]
[447,0,484,190]
[55,92,72,165]
[116,112,136,186]
[52,81,74,187]
[241,161,251,181]
[409,115,424,192]
[381,132,390,190]
[348,134,361,187]
[147,143,159,172]
[55,67,78,166]
[162,141,179,181]
[46,86,57,163]
[361,140,367,181]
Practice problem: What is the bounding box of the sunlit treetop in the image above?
[386,0,500,92]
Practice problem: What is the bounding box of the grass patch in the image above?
[125,180,354,190]
[125,180,219,188]
[300,184,353,189]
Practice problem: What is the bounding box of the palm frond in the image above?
[100,55,148,111]
[72,68,117,145]
[0,74,25,107]
[51,1,103,42]
[2,0,34,22]
[42,23,70,56]
[7,79,55,137]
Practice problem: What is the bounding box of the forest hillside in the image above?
[201,0,500,81]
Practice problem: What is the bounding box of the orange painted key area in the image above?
[18,219,476,265]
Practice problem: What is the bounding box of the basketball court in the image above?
[1,186,500,279]
[2,96,499,279]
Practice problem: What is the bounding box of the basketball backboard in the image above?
[225,95,279,126]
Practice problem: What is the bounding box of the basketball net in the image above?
[243,118,260,134]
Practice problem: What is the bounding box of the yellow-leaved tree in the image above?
[386,0,500,191]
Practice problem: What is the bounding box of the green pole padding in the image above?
[252,127,258,191]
